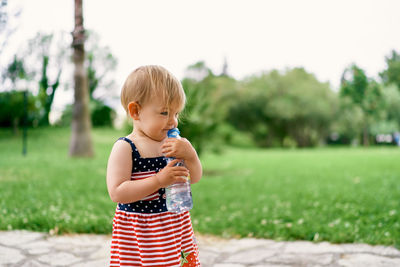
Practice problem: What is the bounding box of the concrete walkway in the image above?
[1,231,400,267]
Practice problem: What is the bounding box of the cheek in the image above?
[151,117,166,128]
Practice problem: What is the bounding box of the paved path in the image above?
[1,231,400,266]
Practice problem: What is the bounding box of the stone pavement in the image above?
[1,231,400,267]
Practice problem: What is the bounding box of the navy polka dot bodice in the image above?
[116,137,168,214]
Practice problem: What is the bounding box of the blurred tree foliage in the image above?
[340,64,385,145]
[0,0,20,56]
[0,90,40,132]
[1,29,117,130]
[1,20,399,149]
[380,50,400,90]
[330,96,365,145]
[177,60,398,150]
[5,55,28,83]
[373,84,400,135]
[0,56,41,132]
[383,85,400,125]
[228,68,337,147]
[86,31,118,127]
[27,33,65,126]
[0,0,7,33]
[60,31,117,127]
[378,50,400,134]
[180,61,237,155]
[1,32,68,128]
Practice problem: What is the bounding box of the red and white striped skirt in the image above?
[110,209,200,266]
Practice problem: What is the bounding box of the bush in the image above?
[0,90,40,129]
[180,62,238,155]
[57,100,116,127]
[90,100,116,127]
[228,68,337,147]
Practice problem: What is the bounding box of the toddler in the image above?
[107,65,202,266]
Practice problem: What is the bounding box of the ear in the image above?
[128,102,141,120]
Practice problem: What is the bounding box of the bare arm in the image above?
[106,141,189,203]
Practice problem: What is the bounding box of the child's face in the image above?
[137,99,181,142]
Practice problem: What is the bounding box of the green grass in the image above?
[1,127,399,247]
[194,146,400,247]
[0,127,122,234]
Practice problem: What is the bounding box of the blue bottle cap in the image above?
[167,128,180,138]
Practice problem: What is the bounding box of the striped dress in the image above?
[110,137,200,267]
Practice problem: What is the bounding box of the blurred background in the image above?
[1,0,400,149]
[1,0,399,247]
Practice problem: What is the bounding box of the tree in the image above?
[5,55,27,84]
[69,0,93,157]
[0,90,39,130]
[59,30,118,127]
[0,0,22,89]
[340,64,384,146]
[0,56,40,132]
[0,0,20,57]
[370,84,400,136]
[180,61,236,154]
[0,0,9,53]
[340,64,368,105]
[25,33,65,126]
[228,68,337,147]
[85,30,118,100]
[2,30,70,128]
[86,31,118,127]
[380,50,400,90]
[331,96,365,144]
[382,84,400,126]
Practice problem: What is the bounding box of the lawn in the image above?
[0,127,399,247]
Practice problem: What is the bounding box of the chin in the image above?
[153,135,166,142]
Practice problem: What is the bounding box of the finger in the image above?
[174,169,189,176]
[173,170,190,177]
[161,142,172,148]
[163,151,174,158]
[161,147,172,154]
[172,165,188,171]
[164,139,176,145]
[166,159,181,167]
[175,176,189,183]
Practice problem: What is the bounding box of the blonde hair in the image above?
[121,65,186,114]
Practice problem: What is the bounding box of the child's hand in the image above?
[155,159,190,188]
[161,138,196,161]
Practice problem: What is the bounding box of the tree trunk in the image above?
[69,0,93,157]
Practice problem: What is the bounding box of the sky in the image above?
[2,0,400,120]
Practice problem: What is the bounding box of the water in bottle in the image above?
[164,128,193,213]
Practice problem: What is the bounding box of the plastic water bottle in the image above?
[165,128,193,213]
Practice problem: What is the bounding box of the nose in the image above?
[168,115,178,128]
